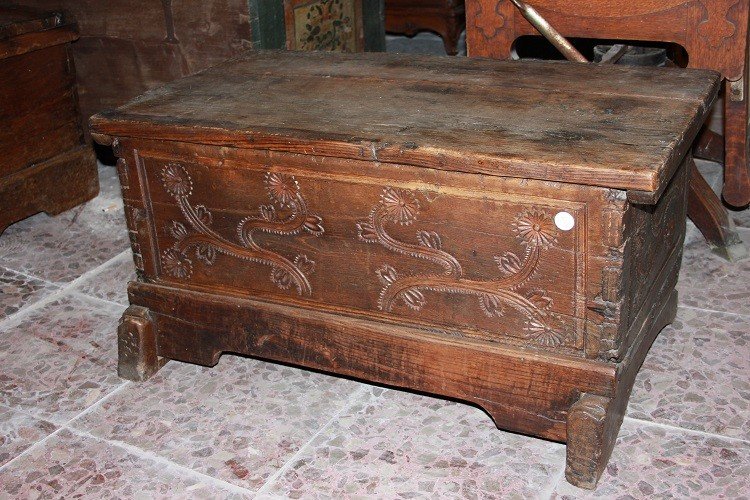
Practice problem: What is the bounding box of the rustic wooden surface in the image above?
[10,0,385,131]
[8,0,252,127]
[0,5,98,235]
[91,51,716,489]
[465,0,750,206]
[91,50,719,196]
[385,0,465,55]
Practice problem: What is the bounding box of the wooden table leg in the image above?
[722,79,750,207]
[687,158,747,260]
[693,127,724,164]
[442,16,462,55]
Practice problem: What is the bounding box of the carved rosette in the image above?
[356,187,566,347]
[159,164,324,295]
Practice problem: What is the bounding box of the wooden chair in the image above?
[385,0,466,55]
[465,0,747,256]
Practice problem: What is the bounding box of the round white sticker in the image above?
[554,211,575,231]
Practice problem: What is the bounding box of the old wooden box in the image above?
[90,51,719,489]
[11,0,386,129]
[0,5,98,235]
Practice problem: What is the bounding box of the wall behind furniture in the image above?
[10,0,384,127]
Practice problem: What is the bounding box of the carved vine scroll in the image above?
[356,186,566,346]
[159,164,324,295]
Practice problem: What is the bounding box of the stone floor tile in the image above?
[0,428,251,499]
[0,406,58,467]
[72,250,135,306]
[628,307,750,440]
[552,420,750,499]
[72,355,366,491]
[0,293,125,424]
[0,267,58,320]
[261,387,565,499]
[0,165,129,284]
[731,209,750,229]
[677,233,750,316]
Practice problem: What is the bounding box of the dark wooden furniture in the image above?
[9,0,385,130]
[0,5,98,236]
[466,0,750,208]
[90,51,719,489]
[385,0,465,55]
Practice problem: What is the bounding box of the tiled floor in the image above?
[1,157,749,498]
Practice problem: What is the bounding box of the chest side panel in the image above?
[0,44,82,176]
[119,141,623,355]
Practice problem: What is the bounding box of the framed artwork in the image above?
[283,0,365,52]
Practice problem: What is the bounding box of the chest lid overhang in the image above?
[0,5,77,59]
[90,50,721,204]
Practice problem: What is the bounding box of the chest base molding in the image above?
[118,280,677,489]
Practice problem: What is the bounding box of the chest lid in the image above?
[90,50,720,202]
[0,5,77,59]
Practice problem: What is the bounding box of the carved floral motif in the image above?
[160,164,324,295]
[292,0,359,52]
[357,187,566,347]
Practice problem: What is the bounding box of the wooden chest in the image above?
[0,5,98,235]
[90,51,719,489]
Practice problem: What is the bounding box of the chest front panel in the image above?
[120,142,625,354]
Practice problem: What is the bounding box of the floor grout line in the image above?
[0,424,69,474]
[69,290,127,310]
[0,249,131,329]
[64,381,132,427]
[65,427,255,497]
[0,381,130,475]
[622,416,750,445]
[540,458,568,500]
[0,265,58,288]
[254,385,371,496]
[58,248,132,291]
[0,403,61,424]
[678,303,750,319]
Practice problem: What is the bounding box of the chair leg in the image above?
[693,127,724,164]
[441,17,463,56]
[722,79,750,207]
[687,158,746,260]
